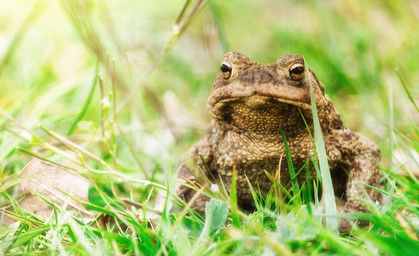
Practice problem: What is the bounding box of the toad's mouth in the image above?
[208,86,312,113]
[212,95,311,111]
[209,95,312,135]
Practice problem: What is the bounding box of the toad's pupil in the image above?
[220,63,231,72]
[291,66,304,74]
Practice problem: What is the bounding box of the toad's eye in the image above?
[220,60,232,79]
[289,62,305,80]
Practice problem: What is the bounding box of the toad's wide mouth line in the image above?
[211,94,312,111]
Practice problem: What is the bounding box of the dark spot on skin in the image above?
[333,117,344,129]
[223,114,232,124]
[371,149,380,158]
[218,106,233,124]
[239,71,254,84]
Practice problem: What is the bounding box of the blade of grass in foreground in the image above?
[115,0,210,115]
[230,167,240,228]
[396,69,419,113]
[66,61,99,136]
[306,58,338,232]
[382,81,396,212]
[280,130,301,204]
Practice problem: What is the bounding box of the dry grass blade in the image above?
[60,0,129,94]
[142,86,180,140]
[0,108,82,165]
[40,126,156,187]
[1,108,164,191]
[41,126,114,172]
[173,186,205,228]
[115,0,210,115]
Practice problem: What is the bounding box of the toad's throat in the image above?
[212,96,310,136]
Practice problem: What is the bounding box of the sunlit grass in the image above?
[0,0,418,255]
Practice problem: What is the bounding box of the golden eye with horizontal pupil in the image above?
[289,62,305,80]
[220,60,232,79]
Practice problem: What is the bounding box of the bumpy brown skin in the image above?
[177,52,380,232]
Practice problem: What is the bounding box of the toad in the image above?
[177,52,380,232]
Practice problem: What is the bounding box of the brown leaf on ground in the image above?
[17,159,93,222]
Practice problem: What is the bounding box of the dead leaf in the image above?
[17,159,93,222]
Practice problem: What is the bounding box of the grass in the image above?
[1,0,419,255]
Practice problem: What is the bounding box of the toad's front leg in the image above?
[175,126,219,215]
[335,130,381,232]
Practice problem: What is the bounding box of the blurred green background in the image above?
[0,0,418,178]
[1,1,418,254]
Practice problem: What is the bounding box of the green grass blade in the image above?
[204,198,228,237]
[230,167,240,227]
[245,174,263,212]
[13,227,50,247]
[280,130,301,204]
[66,61,99,136]
[396,69,419,113]
[306,58,338,232]
[383,82,396,212]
